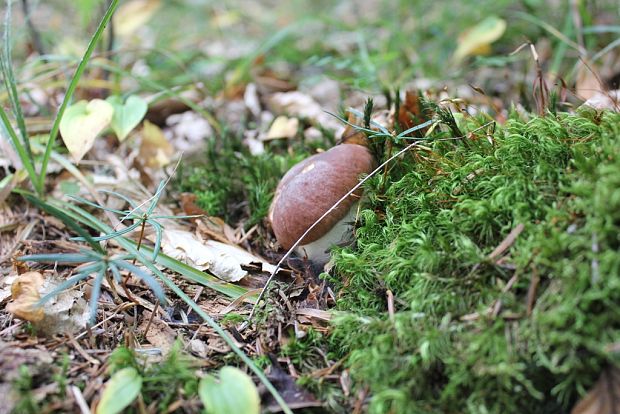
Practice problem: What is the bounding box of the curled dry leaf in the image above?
[582,90,620,112]
[161,229,276,282]
[572,366,620,414]
[6,271,45,322]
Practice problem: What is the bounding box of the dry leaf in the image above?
[138,311,176,355]
[59,99,114,163]
[582,90,620,112]
[6,271,45,322]
[139,120,174,168]
[268,91,343,133]
[397,90,428,133]
[572,366,620,414]
[114,0,162,38]
[264,116,299,140]
[161,229,275,282]
[454,16,506,62]
[576,62,604,100]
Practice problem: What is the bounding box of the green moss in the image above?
[176,133,323,227]
[328,110,620,413]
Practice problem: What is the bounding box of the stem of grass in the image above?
[37,0,120,195]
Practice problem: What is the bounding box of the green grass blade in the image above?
[88,268,106,325]
[38,0,120,194]
[72,221,141,242]
[109,261,122,283]
[147,219,162,261]
[398,120,435,138]
[0,107,39,187]
[19,253,93,263]
[112,259,166,303]
[99,189,140,209]
[2,0,33,166]
[70,195,128,215]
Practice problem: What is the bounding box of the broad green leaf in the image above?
[106,95,148,141]
[59,99,114,163]
[199,367,260,414]
[453,16,507,62]
[97,367,142,414]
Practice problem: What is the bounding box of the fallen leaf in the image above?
[139,120,174,168]
[268,91,343,134]
[572,366,620,414]
[97,367,143,414]
[138,311,176,355]
[454,16,506,62]
[576,62,603,101]
[199,367,260,414]
[397,90,428,133]
[160,229,275,282]
[6,271,45,322]
[106,95,148,141]
[114,0,161,38]
[264,116,299,140]
[582,90,620,112]
[59,99,114,162]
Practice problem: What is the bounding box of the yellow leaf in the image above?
[264,116,299,140]
[454,16,507,62]
[139,120,174,168]
[6,272,45,322]
[114,0,161,38]
[59,99,114,163]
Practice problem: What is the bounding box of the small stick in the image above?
[386,289,395,322]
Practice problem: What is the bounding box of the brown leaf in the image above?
[576,62,604,101]
[397,91,429,135]
[572,366,620,414]
[6,271,45,322]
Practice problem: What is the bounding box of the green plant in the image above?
[0,0,119,197]
[326,109,620,413]
[17,188,291,413]
[12,366,39,414]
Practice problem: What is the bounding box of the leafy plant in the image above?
[0,0,120,196]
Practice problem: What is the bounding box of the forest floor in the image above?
[1,1,619,413]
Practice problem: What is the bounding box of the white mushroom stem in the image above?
[296,203,358,265]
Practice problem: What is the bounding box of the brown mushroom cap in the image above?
[269,144,376,250]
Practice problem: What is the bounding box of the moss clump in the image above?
[329,109,620,413]
[176,136,312,227]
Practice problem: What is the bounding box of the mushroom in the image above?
[269,137,375,265]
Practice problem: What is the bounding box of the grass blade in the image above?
[89,267,106,324]
[19,253,93,264]
[38,0,120,194]
[1,0,33,166]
